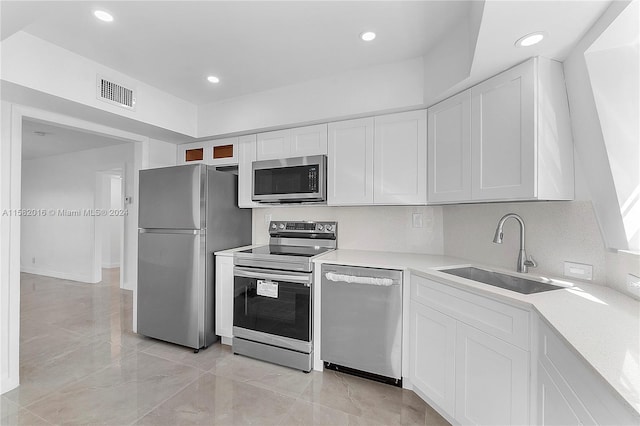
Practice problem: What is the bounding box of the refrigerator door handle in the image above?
[139,229,202,235]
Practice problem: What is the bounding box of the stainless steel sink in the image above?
[441,267,564,294]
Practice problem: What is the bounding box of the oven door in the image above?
[233,266,312,346]
[252,155,326,203]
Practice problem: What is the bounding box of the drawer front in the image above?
[411,274,530,350]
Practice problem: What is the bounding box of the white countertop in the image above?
[314,249,640,414]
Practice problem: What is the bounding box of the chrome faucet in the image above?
[492,213,537,273]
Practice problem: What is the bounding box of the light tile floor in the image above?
[1,270,450,426]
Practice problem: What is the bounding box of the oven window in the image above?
[233,275,310,342]
[254,165,318,195]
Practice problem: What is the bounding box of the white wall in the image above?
[0,101,16,393]
[198,57,425,137]
[252,205,443,255]
[145,138,177,169]
[21,144,134,283]
[101,175,122,268]
[1,32,198,137]
[563,1,631,250]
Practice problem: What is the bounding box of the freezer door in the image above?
[137,230,204,349]
[139,165,204,229]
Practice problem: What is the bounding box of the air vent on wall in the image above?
[96,76,136,110]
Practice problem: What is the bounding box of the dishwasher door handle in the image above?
[324,272,396,286]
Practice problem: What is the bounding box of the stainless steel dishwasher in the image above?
[321,264,403,385]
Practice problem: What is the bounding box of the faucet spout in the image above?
[492,213,536,273]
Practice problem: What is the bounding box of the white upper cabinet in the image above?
[256,124,328,161]
[291,124,328,157]
[428,90,472,203]
[327,118,374,205]
[178,137,238,166]
[374,110,427,205]
[237,134,260,208]
[427,57,574,204]
[471,59,536,201]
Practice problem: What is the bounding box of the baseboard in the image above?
[0,376,19,395]
[101,262,120,269]
[20,266,97,284]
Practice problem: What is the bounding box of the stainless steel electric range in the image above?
[232,220,337,372]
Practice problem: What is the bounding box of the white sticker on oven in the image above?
[257,280,279,298]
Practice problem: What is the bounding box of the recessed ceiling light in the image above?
[207,75,220,84]
[360,31,376,42]
[94,10,114,22]
[515,32,545,47]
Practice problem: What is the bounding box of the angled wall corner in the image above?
[583,0,639,251]
[564,0,636,252]
[422,1,484,105]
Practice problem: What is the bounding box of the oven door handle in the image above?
[234,266,311,286]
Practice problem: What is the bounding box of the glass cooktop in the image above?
[239,245,332,258]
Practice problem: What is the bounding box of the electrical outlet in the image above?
[264,213,272,225]
[563,261,593,280]
[32,257,36,264]
[412,213,423,228]
[627,274,640,296]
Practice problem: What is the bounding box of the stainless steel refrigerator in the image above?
[137,164,251,350]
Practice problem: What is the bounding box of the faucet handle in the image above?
[524,255,537,268]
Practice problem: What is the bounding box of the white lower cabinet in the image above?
[536,318,638,426]
[455,322,529,426]
[215,254,234,341]
[409,301,456,415]
[537,363,585,426]
[409,274,530,425]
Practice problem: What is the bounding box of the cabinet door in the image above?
[374,110,427,204]
[237,135,260,208]
[210,137,238,166]
[409,301,456,416]
[537,363,585,426]
[291,124,328,157]
[428,90,471,203]
[455,322,529,425]
[256,129,291,160]
[471,60,535,201]
[327,118,374,205]
[215,254,235,339]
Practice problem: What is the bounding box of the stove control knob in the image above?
[325,224,333,232]
[271,223,277,230]
[317,224,324,231]
[278,223,285,230]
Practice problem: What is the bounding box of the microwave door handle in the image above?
[234,267,310,285]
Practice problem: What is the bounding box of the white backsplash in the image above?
[443,201,612,285]
[251,205,444,254]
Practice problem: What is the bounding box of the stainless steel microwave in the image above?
[252,155,326,203]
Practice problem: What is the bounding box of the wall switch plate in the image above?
[264,213,272,225]
[32,257,35,264]
[412,213,423,228]
[627,274,640,297]
[563,261,593,280]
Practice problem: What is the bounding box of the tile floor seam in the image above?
[127,371,207,426]
[138,344,215,372]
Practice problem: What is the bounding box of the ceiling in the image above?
[2,1,470,105]
[22,119,128,160]
[1,1,613,112]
